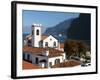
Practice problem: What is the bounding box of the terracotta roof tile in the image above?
[26,34,32,40]
[22,60,41,69]
[60,43,64,48]
[23,46,64,58]
[41,35,48,40]
[52,60,81,68]
[26,35,48,40]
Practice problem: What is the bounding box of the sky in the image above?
[23,10,80,33]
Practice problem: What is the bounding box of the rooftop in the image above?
[23,60,41,69]
[52,60,81,68]
[23,45,64,58]
[60,43,64,48]
[41,35,48,40]
[26,35,48,40]
[32,23,42,27]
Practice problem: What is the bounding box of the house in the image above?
[40,35,58,48]
[23,45,66,68]
[23,23,66,68]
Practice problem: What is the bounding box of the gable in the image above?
[43,35,58,42]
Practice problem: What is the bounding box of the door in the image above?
[36,57,39,64]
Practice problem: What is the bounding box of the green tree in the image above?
[64,40,89,59]
[78,41,88,57]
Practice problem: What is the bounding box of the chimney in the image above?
[42,50,49,56]
[58,42,60,50]
[45,50,49,56]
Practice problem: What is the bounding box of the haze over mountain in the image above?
[23,13,90,45]
[23,25,31,34]
[44,18,74,42]
[23,18,75,42]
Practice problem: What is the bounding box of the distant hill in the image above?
[44,18,74,42]
[23,33,29,40]
[67,13,91,45]
[23,26,31,33]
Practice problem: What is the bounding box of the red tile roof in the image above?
[41,35,48,40]
[26,34,32,40]
[60,43,64,48]
[26,35,48,40]
[22,60,41,69]
[52,60,81,68]
[23,46,64,58]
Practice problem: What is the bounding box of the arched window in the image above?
[54,41,56,47]
[55,59,60,64]
[36,29,39,35]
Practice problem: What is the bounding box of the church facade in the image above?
[31,23,59,48]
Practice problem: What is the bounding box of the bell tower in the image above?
[31,23,41,47]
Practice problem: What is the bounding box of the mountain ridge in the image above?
[44,18,75,42]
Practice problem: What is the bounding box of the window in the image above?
[28,40,31,46]
[45,42,48,47]
[27,54,30,60]
[49,62,52,67]
[50,38,52,41]
[55,59,60,64]
[23,53,25,60]
[54,41,56,47]
[36,57,39,64]
[36,29,39,35]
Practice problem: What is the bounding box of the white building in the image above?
[23,23,66,68]
[27,23,59,48]
[23,46,66,68]
[31,23,41,47]
[40,35,58,48]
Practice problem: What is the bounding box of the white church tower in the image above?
[31,23,41,47]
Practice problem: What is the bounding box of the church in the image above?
[23,23,66,68]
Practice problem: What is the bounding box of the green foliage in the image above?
[64,40,89,59]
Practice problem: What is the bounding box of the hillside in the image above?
[67,13,91,45]
[44,18,74,42]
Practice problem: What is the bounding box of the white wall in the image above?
[0,0,99,80]
[48,56,63,66]
[24,52,65,68]
[43,35,58,48]
[32,26,41,47]
[62,53,66,60]
[24,52,48,65]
